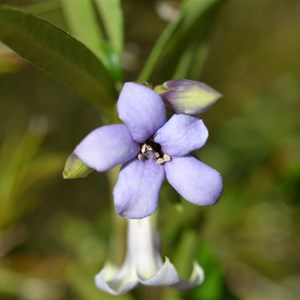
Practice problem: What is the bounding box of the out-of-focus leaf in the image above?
[94,0,123,81]
[172,40,210,79]
[0,7,117,111]
[60,0,121,81]
[0,49,25,73]
[139,0,225,82]
[0,129,44,223]
[25,0,61,15]
[161,200,202,245]
[68,264,133,300]
[172,230,199,278]
[0,268,23,296]
[188,243,225,300]
[61,0,104,58]
[94,0,124,57]
[161,230,200,300]
[0,121,63,229]
[138,6,182,82]
[0,266,64,299]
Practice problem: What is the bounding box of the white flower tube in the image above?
[95,215,204,295]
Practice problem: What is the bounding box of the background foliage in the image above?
[0,0,299,299]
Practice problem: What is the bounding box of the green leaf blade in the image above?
[94,0,124,57]
[139,0,225,82]
[60,0,121,81]
[0,7,117,110]
[61,0,105,58]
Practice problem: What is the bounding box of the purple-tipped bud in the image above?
[154,79,222,115]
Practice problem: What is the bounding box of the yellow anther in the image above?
[163,154,171,162]
[156,158,165,165]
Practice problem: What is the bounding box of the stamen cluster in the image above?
[138,141,171,165]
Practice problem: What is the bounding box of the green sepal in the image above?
[153,84,167,94]
[63,153,94,179]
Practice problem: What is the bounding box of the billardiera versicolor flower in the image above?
[74,82,223,219]
[95,215,204,295]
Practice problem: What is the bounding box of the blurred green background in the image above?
[0,0,299,299]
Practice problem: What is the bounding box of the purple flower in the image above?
[75,82,223,219]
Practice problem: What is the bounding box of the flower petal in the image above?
[172,261,205,289]
[75,124,139,172]
[95,260,138,295]
[113,159,165,218]
[117,82,166,143]
[139,257,180,286]
[128,218,163,279]
[154,114,208,156]
[139,258,204,289]
[165,156,223,206]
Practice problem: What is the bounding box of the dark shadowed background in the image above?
[0,0,299,299]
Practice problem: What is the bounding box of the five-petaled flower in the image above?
[95,215,204,295]
[75,82,223,219]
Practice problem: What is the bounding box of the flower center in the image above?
[137,140,171,165]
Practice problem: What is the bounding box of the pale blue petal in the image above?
[154,114,208,156]
[113,159,165,218]
[165,156,223,205]
[117,82,166,143]
[171,261,204,289]
[139,257,180,286]
[95,260,138,295]
[75,124,139,172]
[140,258,204,289]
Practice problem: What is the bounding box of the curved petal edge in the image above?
[154,114,209,156]
[165,156,223,206]
[75,124,139,172]
[172,260,205,290]
[117,82,166,143]
[94,261,138,296]
[113,159,165,218]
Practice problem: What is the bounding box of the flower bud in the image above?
[155,79,222,115]
[63,152,93,179]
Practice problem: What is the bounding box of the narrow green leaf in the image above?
[139,0,224,82]
[61,0,122,81]
[93,0,123,81]
[25,0,61,15]
[138,10,182,82]
[0,122,63,229]
[61,0,105,59]
[0,7,117,110]
[189,243,226,300]
[172,41,209,79]
[94,0,124,56]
